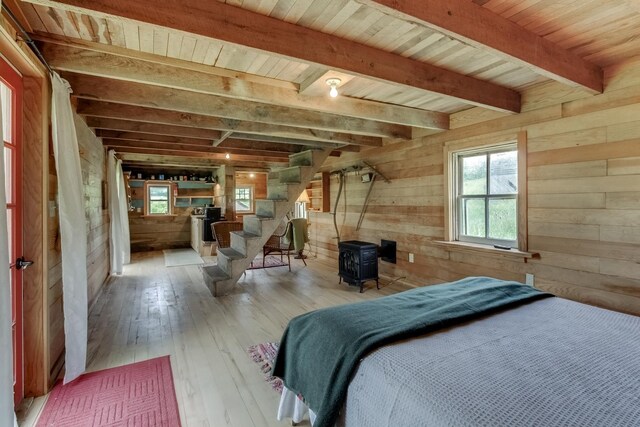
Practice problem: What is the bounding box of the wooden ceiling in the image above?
[6,0,640,170]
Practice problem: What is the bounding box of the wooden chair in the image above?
[211,221,244,249]
[262,221,307,272]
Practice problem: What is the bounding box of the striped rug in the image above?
[247,342,283,393]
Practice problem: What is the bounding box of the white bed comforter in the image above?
[278,297,640,426]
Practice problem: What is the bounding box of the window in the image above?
[442,131,528,255]
[454,145,518,247]
[235,185,253,213]
[145,183,172,215]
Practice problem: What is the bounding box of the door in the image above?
[1,56,24,406]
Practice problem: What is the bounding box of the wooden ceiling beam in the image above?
[103,139,291,161]
[95,130,214,146]
[64,73,407,139]
[117,152,283,169]
[77,100,392,145]
[26,0,520,112]
[226,133,361,152]
[213,131,233,147]
[31,33,297,89]
[111,147,287,163]
[85,117,222,141]
[362,0,603,93]
[40,41,449,130]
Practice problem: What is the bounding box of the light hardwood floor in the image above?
[21,251,411,426]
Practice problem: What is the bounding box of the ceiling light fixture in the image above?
[249,173,255,178]
[225,153,230,159]
[326,78,342,98]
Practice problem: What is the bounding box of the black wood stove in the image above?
[338,240,379,293]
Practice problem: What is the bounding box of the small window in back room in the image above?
[235,185,253,213]
[146,183,172,215]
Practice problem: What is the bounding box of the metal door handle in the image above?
[10,257,34,270]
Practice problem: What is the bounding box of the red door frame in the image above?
[1,56,24,407]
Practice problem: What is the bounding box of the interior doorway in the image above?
[1,55,24,406]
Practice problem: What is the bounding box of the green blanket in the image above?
[272,276,552,427]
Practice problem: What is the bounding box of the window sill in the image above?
[433,240,538,262]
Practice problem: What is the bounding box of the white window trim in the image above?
[441,131,532,259]
[235,184,254,213]
[454,143,518,247]
[144,181,173,216]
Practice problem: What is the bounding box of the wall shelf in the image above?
[129,179,214,189]
[175,197,214,207]
[306,172,330,212]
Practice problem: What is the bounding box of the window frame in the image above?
[235,184,254,213]
[144,181,173,216]
[443,131,528,253]
[454,144,518,247]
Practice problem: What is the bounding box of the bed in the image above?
[273,277,640,427]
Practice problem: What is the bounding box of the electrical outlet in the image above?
[408,253,414,263]
[525,273,535,287]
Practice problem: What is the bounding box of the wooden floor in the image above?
[21,251,410,426]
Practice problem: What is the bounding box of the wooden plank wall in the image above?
[314,57,640,316]
[128,184,215,252]
[236,172,267,217]
[47,113,110,380]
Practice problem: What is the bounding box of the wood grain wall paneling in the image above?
[314,58,640,316]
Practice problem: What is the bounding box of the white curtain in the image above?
[108,150,130,274]
[51,72,88,384]
[0,27,19,424]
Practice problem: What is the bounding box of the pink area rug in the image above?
[36,356,181,427]
[247,342,283,393]
[247,255,288,270]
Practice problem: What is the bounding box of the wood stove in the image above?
[338,240,379,293]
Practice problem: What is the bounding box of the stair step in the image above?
[231,230,261,239]
[217,247,245,260]
[230,230,261,256]
[243,214,276,236]
[255,199,276,217]
[216,247,247,276]
[278,166,308,184]
[289,150,314,167]
[267,183,291,200]
[202,265,230,282]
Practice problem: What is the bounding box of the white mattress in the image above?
[278,297,640,426]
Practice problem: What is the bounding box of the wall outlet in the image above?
[408,253,414,263]
[525,273,535,287]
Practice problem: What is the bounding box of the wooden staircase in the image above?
[202,148,332,296]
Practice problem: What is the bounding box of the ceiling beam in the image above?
[112,147,287,163]
[118,153,278,170]
[362,0,603,93]
[64,73,407,139]
[85,117,222,140]
[95,130,214,146]
[27,0,521,112]
[77,100,394,145]
[224,133,363,152]
[40,41,449,130]
[95,128,343,156]
[213,131,233,147]
[31,33,297,89]
[102,139,291,161]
